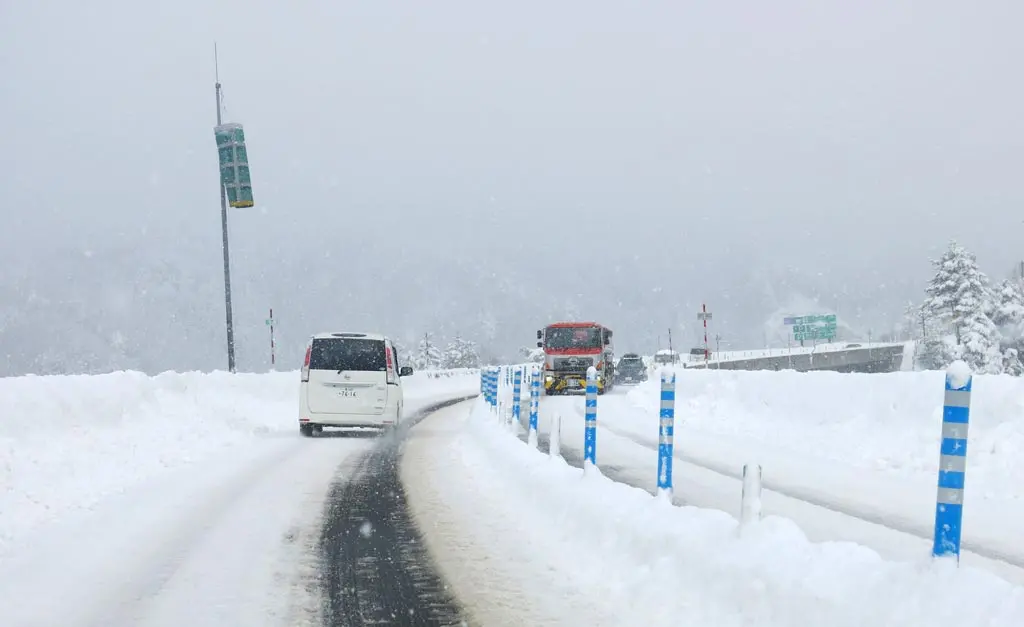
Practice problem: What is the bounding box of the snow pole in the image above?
[483,368,490,407]
[528,366,540,448]
[584,366,598,472]
[657,369,676,500]
[740,463,763,528]
[550,413,562,459]
[933,360,972,561]
[489,367,498,413]
[512,367,523,431]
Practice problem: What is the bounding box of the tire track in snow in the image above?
[318,397,475,627]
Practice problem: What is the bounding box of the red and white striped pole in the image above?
[269,308,276,367]
[703,303,709,364]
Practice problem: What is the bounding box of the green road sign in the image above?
[785,314,837,326]
[794,327,837,341]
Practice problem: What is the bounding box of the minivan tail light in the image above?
[385,345,396,384]
[301,345,311,382]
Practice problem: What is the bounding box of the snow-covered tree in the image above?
[900,301,922,342]
[991,279,1024,375]
[919,241,1001,373]
[443,335,480,369]
[414,333,444,370]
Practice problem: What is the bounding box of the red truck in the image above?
[536,322,615,395]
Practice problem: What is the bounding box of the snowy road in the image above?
[409,395,1024,626]
[319,398,469,626]
[0,370,481,627]
[0,430,365,627]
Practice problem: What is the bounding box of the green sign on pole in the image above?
[214,122,255,208]
[786,313,838,342]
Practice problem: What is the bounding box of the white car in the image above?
[298,332,413,436]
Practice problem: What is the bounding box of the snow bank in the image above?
[446,400,1024,626]
[0,369,478,554]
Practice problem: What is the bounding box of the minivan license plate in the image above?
[337,388,357,398]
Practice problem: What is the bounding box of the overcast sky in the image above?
[2,0,1023,373]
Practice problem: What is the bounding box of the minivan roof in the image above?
[311,332,388,341]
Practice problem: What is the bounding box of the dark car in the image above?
[615,353,647,384]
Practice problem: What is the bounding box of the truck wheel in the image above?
[300,424,314,437]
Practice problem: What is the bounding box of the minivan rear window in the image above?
[309,338,386,372]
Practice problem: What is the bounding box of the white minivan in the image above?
[298,332,413,436]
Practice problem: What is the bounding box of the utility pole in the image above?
[667,328,674,362]
[714,333,722,369]
[215,44,236,373]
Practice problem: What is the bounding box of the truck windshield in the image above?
[544,327,602,350]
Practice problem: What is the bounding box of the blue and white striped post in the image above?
[489,367,498,413]
[528,366,540,448]
[933,360,972,561]
[492,367,499,413]
[657,369,676,499]
[512,367,523,429]
[584,366,598,471]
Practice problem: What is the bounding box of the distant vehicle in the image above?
[688,347,709,362]
[653,349,679,365]
[537,321,615,395]
[615,353,648,384]
[298,332,413,437]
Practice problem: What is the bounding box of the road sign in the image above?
[265,318,273,326]
[698,312,713,321]
[794,328,836,341]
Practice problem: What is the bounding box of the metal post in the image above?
[512,367,522,431]
[584,366,598,471]
[528,365,540,448]
[215,45,236,373]
[933,361,972,561]
[657,370,676,499]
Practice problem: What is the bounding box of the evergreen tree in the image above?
[443,335,481,369]
[920,241,1001,373]
[414,333,445,370]
[900,301,921,341]
[992,279,1024,375]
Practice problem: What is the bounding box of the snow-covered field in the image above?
[0,369,479,626]
[404,398,1024,626]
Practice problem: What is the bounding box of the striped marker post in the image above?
[489,368,498,413]
[584,366,598,471]
[933,360,972,560]
[528,366,541,448]
[512,367,523,430]
[657,369,676,499]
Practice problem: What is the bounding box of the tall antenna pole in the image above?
[215,43,236,373]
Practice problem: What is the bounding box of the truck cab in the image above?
[537,322,614,395]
